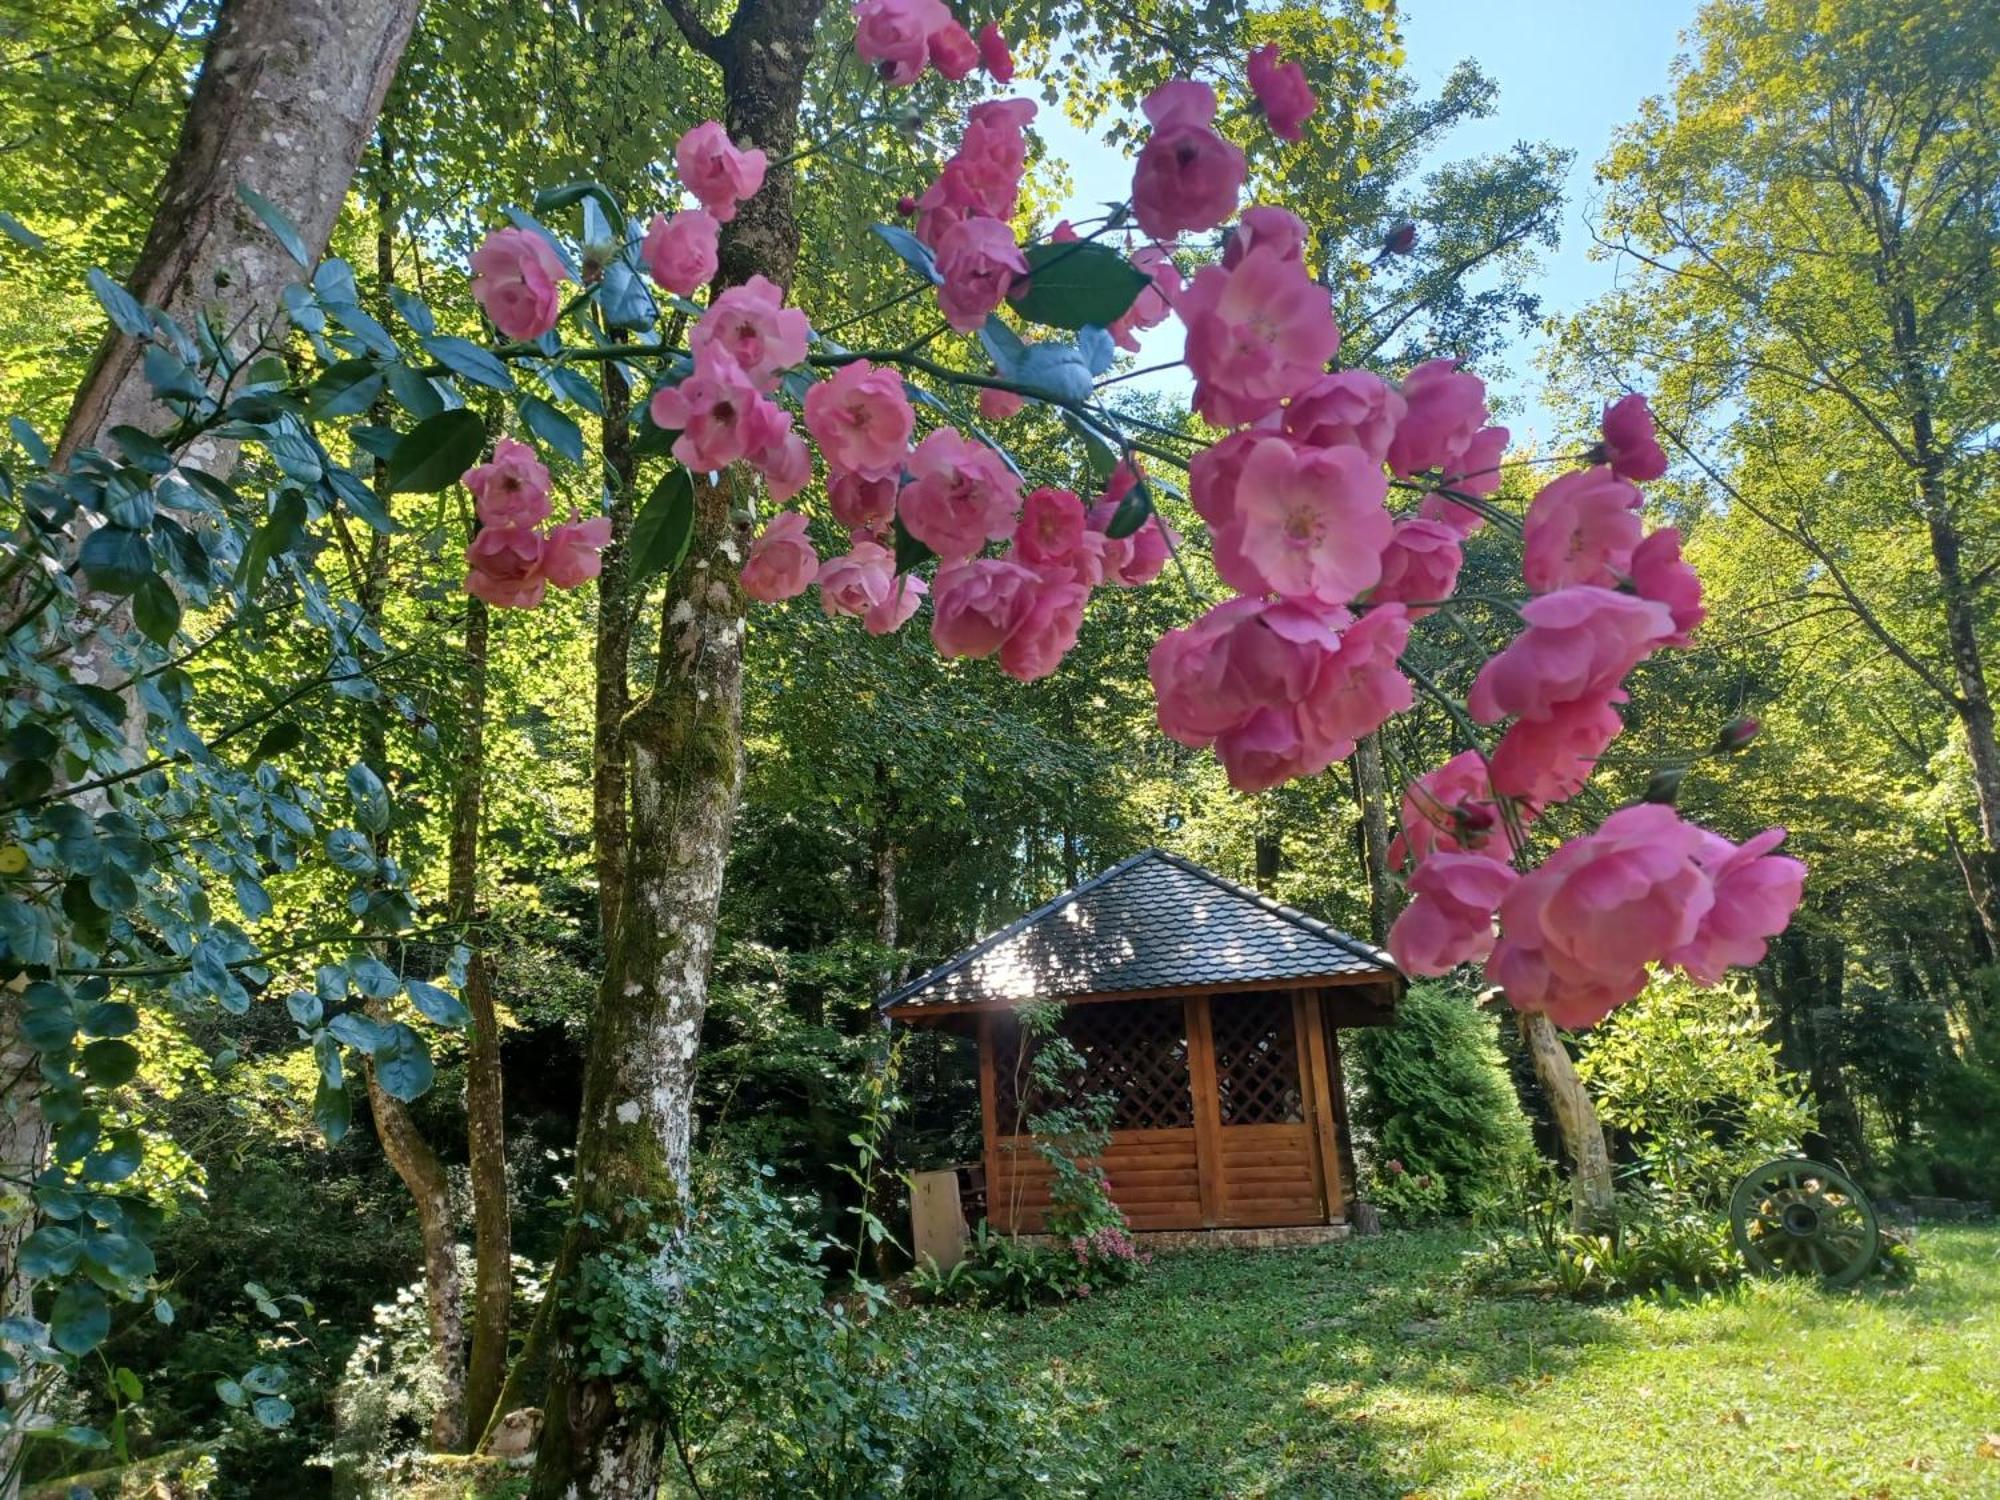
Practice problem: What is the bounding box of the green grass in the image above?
[928,1226,2000,1498]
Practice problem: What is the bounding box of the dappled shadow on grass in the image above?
[961,1229,1631,1499]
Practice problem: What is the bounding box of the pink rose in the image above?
[1108,243,1181,352]
[674,122,768,223]
[542,512,613,589]
[641,210,720,296]
[1487,694,1626,806]
[977,22,1013,80]
[1219,437,1390,605]
[1628,526,1705,645]
[1298,603,1412,753]
[740,510,818,602]
[1467,586,1674,726]
[1247,44,1316,142]
[935,216,1028,332]
[1014,487,1089,570]
[750,425,813,501]
[1285,370,1406,464]
[898,428,1021,560]
[999,571,1090,681]
[927,19,979,79]
[1131,81,1246,241]
[1179,247,1341,427]
[854,0,949,85]
[1385,358,1488,479]
[1521,465,1643,593]
[1388,853,1518,976]
[1600,392,1667,482]
[829,470,900,532]
[1222,206,1309,269]
[978,386,1025,421]
[1390,750,1519,869]
[817,541,896,618]
[691,274,810,392]
[1669,827,1806,984]
[1087,462,1173,586]
[866,571,927,635]
[465,524,547,609]
[931,559,1039,658]
[920,98,1036,233]
[470,228,567,341]
[805,359,915,480]
[464,437,552,529]
[650,353,786,473]
[1369,517,1463,617]
[1418,425,1510,535]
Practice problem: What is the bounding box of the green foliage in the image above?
[1347,983,1534,1219]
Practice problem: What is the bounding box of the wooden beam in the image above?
[1299,989,1344,1223]
[977,1012,1003,1230]
[1324,999,1360,1220]
[1185,994,1225,1228]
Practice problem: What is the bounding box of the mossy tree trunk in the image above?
[1519,1012,1616,1231]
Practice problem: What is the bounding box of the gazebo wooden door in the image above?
[1186,992,1334,1227]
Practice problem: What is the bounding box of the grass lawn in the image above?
[930,1225,2000,1498]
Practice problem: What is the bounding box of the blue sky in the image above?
[1040,0,1701,441]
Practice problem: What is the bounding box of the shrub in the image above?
[1348,982,1535,1217]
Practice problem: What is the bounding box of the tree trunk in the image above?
[1927,509,2000,954]
[528,0,825,1490]
[1352,734,1396,947]
[1518,1012,1616,1231]
[57,0,421,462]
[1253,830,1281,895]
[594,346,638,948]
[0,983,50,1499]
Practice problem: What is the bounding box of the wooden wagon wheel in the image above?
[1728,1157,1879,1288]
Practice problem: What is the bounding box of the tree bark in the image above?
[594,347,638,948]
[57,0,421,462]
[1518,1012,1616,1231]
[528,0,826,1490]
[1352,734,1396,947]
[0,982,50,1500]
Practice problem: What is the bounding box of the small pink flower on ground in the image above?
[464,437,552,530]
[1385,357,1488,479]
[740,510,818,602]
[1180,246,1340,427]
[1467,585,1674,726]
[1369,517,1463,617]
[935,216,1028,332]
[927,19,980,78]
[898,428,1022,560]
[976,22,1014,81]
[470,228,567,340]
[1285,370,1406,464]
[675,122,768,223]
[931,558,1040,658]
[1131,80,1246,241]
[829,470,900,532]
[1389,852,1518,975]
[640,210,720,296]
[866,571,927,634]
[1521,465,1643,593]
[1599,392,1667,482]
[1628,526,1705,644]
[853,0,948,85]
[542,512,614,589]
[691,274,810,392]
[805,359,915,480]
[465,525,547,609]
[1247,43,1316,141]
[978,385,1025,421]
[817,541,896,618]
[1222,437,1390,605]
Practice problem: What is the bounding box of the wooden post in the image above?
[1325,1006,1360,1222]
[977,1012,1003,1229]
[1297,991,1344,1223]
[1185,994,1225,1227]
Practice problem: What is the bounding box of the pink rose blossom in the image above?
[640,210,720,296]
[1628,526,1705,645]
[817,541,896,618]
[978,386,1025,421]
[1179,247,1340,427]
[690,275,810,392]
[464,525,547,609]
[750,425,813,501]
[1600,392,1667,482]
[916,98,1035,243]
[1669,827,1807,984]
[1247,44,1317,142]
[1385,358,1488,478]
[866,571,927,634]
[829,470,900,532]
[1222,206,1309,269]
[674,122,768,223]
[470,228,567,341]
[1108,243,1181,352]
[999,571,1090,681]
[542,512,613,589]
[1219,437,1390,605]
[1521,465,1643,593]
[1487,694,1626,806]
[1390,750,1519,869]
[1467,586,1674,726]
[1418,425,1510,535]
[927,19,980,78]
[1285,370,1406,464]
[740,511,818,602]
[1131,81,1246,241]
[805,360,915,480]
[977,23,1014,80]
[1389,853,1518,976]
[1014,487,1089,570]
[1087,462,1174,586]
[935,216,1028,332]
[1369,517,1463,617]
[931,559,1039,658]
[1298,603,1412,753]
[649,354,787,473]
[464,437,553,529]
[898,428,1021,560]
[853,0,948,84]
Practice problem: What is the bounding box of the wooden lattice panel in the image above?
[1210,992,1305,1126]
[991,999,1193,1133]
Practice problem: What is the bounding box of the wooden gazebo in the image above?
[882,849,1403,1237]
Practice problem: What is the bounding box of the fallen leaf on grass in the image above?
[1977,1434,2000,1460]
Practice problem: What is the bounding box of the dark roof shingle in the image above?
[881,848,1398,1012]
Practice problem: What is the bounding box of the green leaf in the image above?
[405,980,470,1028]
[82,1002,137,1038]
[1104,478,1153,540]
[132,575,181,645]
[533,180,625,233]
[77,525,153,595]
[629,466,694,583]
[81,1039,141,1087]
[237,492,307,586]
[373,1023,434,1102]
[309,359,386,418]
[872,223,943,286]
[387,410,485,493]
[108,425,172,473]
[252,1395,294,1429]
[892,515,934,575]
[313,1079,350,1144]
[115,1366,143,1403]
[541,364,604,415]
[215,1378,245,1408]
[1009,242,1149,331]
[18,1226,82,1279]
[345,763,390,832]
[242,1363,287,1395]
[51,1284,110,1356]
[519,395,583,463]
[252,722,305,763]
[388,286,435,337]
[86,270,150,338]
[236,184,310,267]
[422,335,515,392]
[8,416,49,466]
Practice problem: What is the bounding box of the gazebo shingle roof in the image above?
[880,848,1398,1013]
